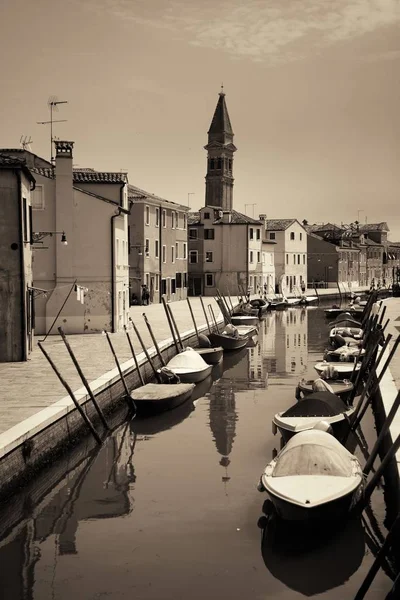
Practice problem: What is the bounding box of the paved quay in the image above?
[0,297,227,437]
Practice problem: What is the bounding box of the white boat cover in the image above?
[167,347,208,370]
[315,361,361,374]
[272,429,355,478]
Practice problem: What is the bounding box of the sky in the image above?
[2,0,400,239]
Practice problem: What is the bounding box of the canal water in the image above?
[0,306,396,599]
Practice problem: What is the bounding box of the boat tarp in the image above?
[282,392,347,418]
[272,430,355,478]
[167,347,208,369]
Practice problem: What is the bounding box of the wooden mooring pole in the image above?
[38,342,102,445]
[58,327,109,430]
[104,331,137,413]
[166,303,184,351]
[130,318,162,383]
[199,296,212,334]
[186,297,201,345]
[143,313,167,366]
[161,296,180,353]
[124,325,145,386]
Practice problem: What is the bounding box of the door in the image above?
[189,276,202,296]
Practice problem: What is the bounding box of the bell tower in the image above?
[204,88,237,211]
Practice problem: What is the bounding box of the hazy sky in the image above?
[2,0,400,238]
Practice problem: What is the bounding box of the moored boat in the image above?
[273,392,354,443]
[231,314,260,327]
[191,346,224,365]
[207,327,249,351]
[257,429,364,522]
[314,361,361,379]
[160,347,213,383]
[296,378,354,403]
[130,382,195,414]
[325,307,363,320]
[324,346,365,362]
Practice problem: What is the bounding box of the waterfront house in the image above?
[0,154,36,361]
[264,219,308,294]
[1,142,130,334]
[127,185,189,304]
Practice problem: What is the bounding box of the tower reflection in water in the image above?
[260,308,308,377]
[0,427,136,600]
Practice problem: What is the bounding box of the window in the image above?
[183,242,187,259]
[145,205,150,225]
[286,254,289,265]
[176,272,182,288]
[155,207,159,227]
[249,228,254,240]
[145,239,149,255]
[171,246,175,263]
[270,232,276,240]
[297,254,300,264]
[210,158,215,170]
[303,254,305,264]
[22,197,28,242]
[145,273,150,288]
[32,185,44,210]
[171,212,175,229]
[250,250,254,263]
[293,254,296,264]
[290,232,295,240]
[257,251,261,263]
[256,229,260,240]
[116,239,120,264]
[189,228,198,240]
[175,242,179,259]
[162,209,166,228]
[205,273,214,287]
[155,275,159,291]
[300,233,302,241]
[205,251,213,262]
[189,250,198,263]
[162,245,166,263]
[183,272,188,287]
[171,279,176,294]
[155,239,159,258]
[204,229,215,239]
[204,212,210,219]
[161,279,167,295]
[183,214,187,229]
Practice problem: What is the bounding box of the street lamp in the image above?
[31,231,68,245]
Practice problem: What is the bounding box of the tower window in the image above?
[210,158,215,170]
[228,159,232,171]
[217,158,222,169]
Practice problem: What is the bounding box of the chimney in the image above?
[259,213,267,230]
[55,141,74,278]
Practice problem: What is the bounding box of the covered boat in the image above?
[207,324,250,351]
[160,347,213,383]
[130,382,195,414]
[314,361,360,379]
[325,307,363,320]
[324,346,365,363]
[257,429,363,522]
[329,326,363,341]
[273,391,354,443]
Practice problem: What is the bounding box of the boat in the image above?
[130,394,195,432]
[249,298,270,314]
[207,325,249,352]
[231,314,260,327]
[329,326,363,343]
[192,346,224,364]
[286,297,302,307]
[130,382,195,414]
[296,378,354,404]
[272,391,354,443]
[331,316,363,329]
[160,347,213,383]
[314,361,361,379]
[324,346,365,362]
[298,295,319,305]
[257,428,364,522]
[324,307,363,320]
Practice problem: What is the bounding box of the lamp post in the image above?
[31,231,68,245]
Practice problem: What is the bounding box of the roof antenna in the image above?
[20,136,33,151]
[37,96,68,164]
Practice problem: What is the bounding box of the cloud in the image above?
[93,0,400,64]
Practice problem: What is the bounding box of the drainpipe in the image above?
[246,223,249,293]
[159,202,162,303]
[16,169,27,361]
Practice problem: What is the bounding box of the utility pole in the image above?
[187,192,195,207]
[245,203,257,218]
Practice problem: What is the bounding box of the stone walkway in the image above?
[0,297,226,435]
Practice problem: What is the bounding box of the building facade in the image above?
[0,154,36,361]
[2,143,130,334]
[128,185,190,303]
[264,219,307,294]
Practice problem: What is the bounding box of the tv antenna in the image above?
[37,96,68,163]
[20,136,33,151]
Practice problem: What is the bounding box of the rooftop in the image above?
[0,153,36,184]
[128,184,188,210]
[266,218,297,231]
[31,166,128,184]
[214,209,262,225]
[359,222,389,233]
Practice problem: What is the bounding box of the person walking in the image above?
[141,284,150,305]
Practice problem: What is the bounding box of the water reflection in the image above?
[260,308,308,377]
[260,515,366,596]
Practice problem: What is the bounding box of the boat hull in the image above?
[314,361,360,379]
[231,315,259,326]
[130,382,195,414]
[207,332,249,351]
[276,417,349,445]
[168,364,213,384]
[264,486,362,523]
[193,346,224,365]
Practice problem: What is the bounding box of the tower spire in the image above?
[204,90,237,211]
